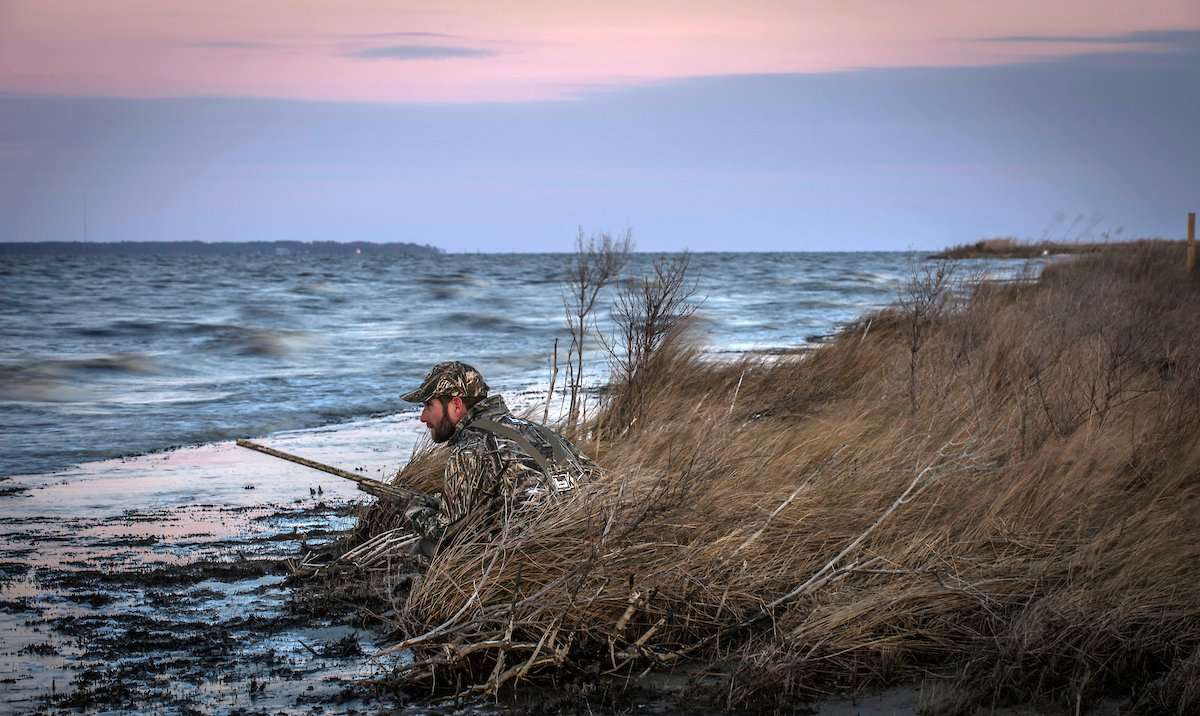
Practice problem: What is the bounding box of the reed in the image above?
[332,241,1200,712]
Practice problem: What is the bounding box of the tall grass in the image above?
[348,242,1200,712]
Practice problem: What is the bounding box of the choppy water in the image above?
[0,251,1031,478]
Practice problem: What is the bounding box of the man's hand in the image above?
[403,493,442,521]
[402,493,445,540]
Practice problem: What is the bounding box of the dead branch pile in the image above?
[336,242,1200,712]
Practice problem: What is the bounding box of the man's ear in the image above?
[449,396,467,421]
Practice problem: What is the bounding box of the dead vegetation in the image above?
[331,241,1200,712]
[563,227,633,428]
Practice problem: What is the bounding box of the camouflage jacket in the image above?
[406,395,600,547]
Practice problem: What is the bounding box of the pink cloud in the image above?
[1,0,1197,102]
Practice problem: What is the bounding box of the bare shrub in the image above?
[563,228,632,428]
[897,258,957,411]
[602,252,699,436]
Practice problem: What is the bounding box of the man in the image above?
[399,361,600,555]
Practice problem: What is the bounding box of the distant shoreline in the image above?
[0,240,442,257]
[928,237,1177,260]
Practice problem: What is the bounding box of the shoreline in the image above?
[927,237,1178,260]
[4,496,1086,715]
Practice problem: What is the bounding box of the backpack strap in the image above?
[532,425,575,466]
[470,417,557,475]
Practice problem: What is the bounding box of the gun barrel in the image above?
[235,439,418,501]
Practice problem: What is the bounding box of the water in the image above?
[0,252,1030,479]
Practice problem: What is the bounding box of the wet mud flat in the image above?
[0,426,410,711]
[0,500,403,714]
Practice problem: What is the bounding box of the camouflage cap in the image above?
[401,361,490,403]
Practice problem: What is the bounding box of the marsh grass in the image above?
[339,241,1200,712]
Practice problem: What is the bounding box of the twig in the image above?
[297,639,322,658]
[485,615,515,694]
[609,589,642,667]
[729,368,746,415]
[544,338,559,425]
[516,622,558,681]
[760,461,938,613]
[730,444,849,558]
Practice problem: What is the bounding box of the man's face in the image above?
[420,397,458,443]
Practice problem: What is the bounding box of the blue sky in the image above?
[1,22,1197,251]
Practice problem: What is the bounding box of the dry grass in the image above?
[337,242,1200,712]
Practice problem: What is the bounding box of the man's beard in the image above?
[428,414,457,443]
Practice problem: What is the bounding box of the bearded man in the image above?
[399,361,600,556]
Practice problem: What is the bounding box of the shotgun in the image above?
[236,439,424,502]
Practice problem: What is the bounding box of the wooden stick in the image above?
[235,439,421,502]
[544,337,559,425]
[1188,212,1196,273]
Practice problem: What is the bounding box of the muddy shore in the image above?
[1,497,389,713]
[0,417,408,714]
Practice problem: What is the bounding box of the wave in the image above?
[0,353,158,379]
[188,324,317,358]
[75,320,317,358]
[290,280,334,295]
[0,353,157,403]
[441,311,527,334]
[146,402,405,451]
[100,390,235,406]
[0,377,93,403]
[76,320,165,338]
[837,270,894,283]
[418,270,479,286]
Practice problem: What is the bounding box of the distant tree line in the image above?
[0,240,443,257]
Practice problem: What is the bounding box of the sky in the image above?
[1,1,1198,251]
